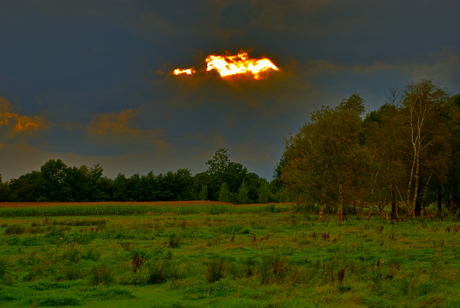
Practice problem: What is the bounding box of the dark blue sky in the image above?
[1,0,459,181]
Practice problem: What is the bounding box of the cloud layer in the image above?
[0,0,459,181]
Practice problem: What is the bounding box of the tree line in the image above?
[0,148,285,204]
[280,80,460,219]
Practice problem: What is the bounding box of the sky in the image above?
[1,0,459,181]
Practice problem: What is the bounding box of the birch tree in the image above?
[402,80,449,217]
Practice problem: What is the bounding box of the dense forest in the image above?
[1,80,459,219]
[0,148,280,204]
[281,80,460,219]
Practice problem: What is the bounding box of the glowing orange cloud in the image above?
[0,97,44,133]
[88,109,139,135]
[173,68,195,75]
[172,52,279,80]
[205,52,278,79]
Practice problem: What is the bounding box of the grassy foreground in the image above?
[0,203,459,307]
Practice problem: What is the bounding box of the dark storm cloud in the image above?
[0,0,459,181]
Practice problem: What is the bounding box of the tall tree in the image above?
[206,148,248,199]
[8,171,41,202]
[113,173,128,201]
[258,179,271,203]
[199,185,208,201]
[364,103,408,220]
[237,180,249,205]
[402,80,450,216]
[218,182,231,203]
[282,94,367,221]
[39,159,71,202]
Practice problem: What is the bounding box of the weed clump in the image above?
[260,255,289,284]
[60,267,86,281]
[147,260,167,284]
[132,252,145,274]
[62,242,81,263]
[169,233,180,248]
[242,257,257,278]
[35,295,81,306]
[5,224,25,235]
[0,258,6,280]
[88,264,115,285]
[207,260,225,283]
[92,286,134,300]
[81,247,100,261]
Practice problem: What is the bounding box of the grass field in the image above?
[0,202,459,307]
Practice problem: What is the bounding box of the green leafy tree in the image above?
[271,156,284,192]
[446,94,460,215]
[282,94,367,220]
[113,173,128,201]
[141,171,160,201]
[87,164,107,201]
[63,166,89,202]
[206,148,231,175]
[258,180,271,203]
[8,171,41,202]
[199,184,208,200]
[157,169,194,201]
[237,180,249,205]
[218,182,231,203]
[39,159,71,202]
[364,102,408,219]
[337,93,366,115]
[206,148,248,199]
[126,173,142,201]
[193,172,212,200]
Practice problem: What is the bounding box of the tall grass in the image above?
[1,204,458,307]
[0,203,276,217]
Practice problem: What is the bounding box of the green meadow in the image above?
[0,203,459,308]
